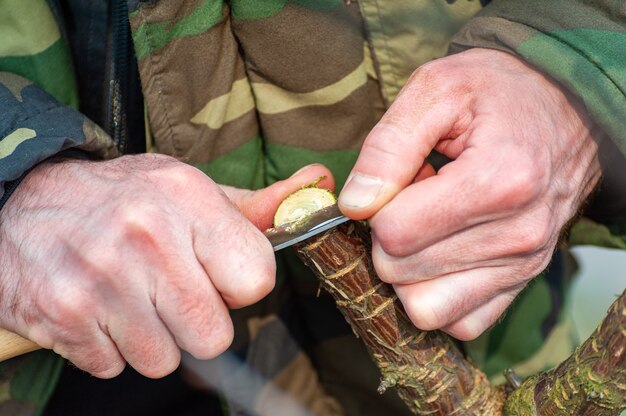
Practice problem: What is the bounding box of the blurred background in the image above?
[568,246,626,416]
[569,246,626,341]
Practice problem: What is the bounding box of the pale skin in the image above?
[0,156,334,378]
[338,48,602,341]
[0,48,601,379]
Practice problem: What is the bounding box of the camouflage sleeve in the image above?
[450,0,626,247]
[0,72,118,209]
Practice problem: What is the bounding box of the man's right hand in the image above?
[0,154,333,379]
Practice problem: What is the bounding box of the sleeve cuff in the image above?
[0,148,91,211]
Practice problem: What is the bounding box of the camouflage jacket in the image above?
[0,0,625,414]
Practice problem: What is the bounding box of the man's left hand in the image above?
[338,48,602,340]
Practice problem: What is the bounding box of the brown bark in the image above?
[291,217,626,416]
[294,221,505,415]
[504,287,626,416]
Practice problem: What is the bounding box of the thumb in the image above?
[220,164,335,231]
[338,81,458,220]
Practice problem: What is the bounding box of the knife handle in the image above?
[0,328,40,361]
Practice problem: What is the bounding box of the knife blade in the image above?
[264,204,350,251]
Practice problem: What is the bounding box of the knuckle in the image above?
[362,123,413,165]
[513,226,547,255]
[371,219,411,258]
[154,163,211,197]
[88,359,127,379]
[492,160,544,210]
[132,152,177,167]
[133,348,181,379]
[512,215,554,256]
[39,289,91,331]
[516,251,552,278]
[407,61,466,97]
[372,117,413,140]
[371,244,404,284]
[446,320,484,341]
[115,202,161,235]
[171,289,234,359]
[405,299,445,331]
[112,203,171,254]
[175,296,213,334]
[408,62,440,86]
[372,236,432,284]
[189,316,234,360]
[214,226,276,308]
[61,343,126,379]
[236,264,276,307]
[80,243,125,278]
[446,291,519,341]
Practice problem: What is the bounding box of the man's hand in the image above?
[338,48,602,340]
[0,154,333,378]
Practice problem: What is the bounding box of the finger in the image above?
[221,163,335,230]
[24,284,127,379]
[338,76,462,220]
[157,273,234,360]
[441,288,523,341]
[193,203,276,309]
[413,162,436,183]
[58,336,127,379]
[372,205,556,283]
[369,145,539,258]
[34,321,127,379]
[154,251,235,360]
[392,267,525,332]
[107,301,181,379]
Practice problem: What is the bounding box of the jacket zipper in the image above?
[107,0,130,154]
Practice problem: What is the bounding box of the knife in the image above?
[264,204,350,251]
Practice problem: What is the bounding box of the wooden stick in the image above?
[505,289,626,415]
[0,328,40,361]
[270,173,626,415]
[292,215,626,415]
[295,221,504,415]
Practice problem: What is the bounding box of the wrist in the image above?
[0,149,91,214]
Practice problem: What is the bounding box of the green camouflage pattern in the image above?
[0,72,119,191]
[0,0,624,414]
[0,0,118,201]
[450,0,626,251]
[0,351,65,416]
[451,0,626,158]
[128,1,613,414]
[129,0,386,190]
[0,0,77,108]
[358,0,483,104]
[0,2,118,413]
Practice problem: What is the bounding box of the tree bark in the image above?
[504,287,626,415]
[295,221,504,415]
[292,217,626,415]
